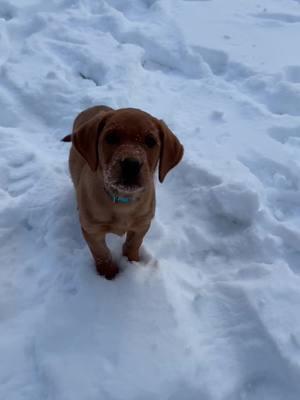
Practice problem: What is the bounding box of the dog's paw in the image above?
[96,262,119,280]
[122,245,140,262]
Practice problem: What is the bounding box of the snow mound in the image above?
[208,183,260,226]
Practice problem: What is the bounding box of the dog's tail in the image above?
[61,134,72,142]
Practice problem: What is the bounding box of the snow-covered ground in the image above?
[1,0,300,398]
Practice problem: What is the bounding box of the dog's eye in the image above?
[145,135,157,148]
[105,132,120,145]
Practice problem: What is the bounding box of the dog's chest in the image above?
[102,210,152,236]
[84,190,154,235]
[109,212,142,235]
[109,216,131,236]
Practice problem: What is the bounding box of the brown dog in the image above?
[63,106,183,279]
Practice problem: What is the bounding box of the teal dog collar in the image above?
[105,188,133,204]
[111,194,131,204]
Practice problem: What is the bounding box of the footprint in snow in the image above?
[191,285,300,398]
[244,76,300,117]
[0,1,17,21]
[267,127,300,191]
[240,153,300,273]
[268,125,300,147]
[240,154,300,192]
[193,45,229,76]
[0,132,49,228]
[7,151,38,198]
[239,154,300,221]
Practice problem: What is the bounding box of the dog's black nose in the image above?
[121,158,142,180]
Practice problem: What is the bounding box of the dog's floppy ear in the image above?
[158,120,184,183]
[72,111,112,171]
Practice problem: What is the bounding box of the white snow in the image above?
[1,0,300,399]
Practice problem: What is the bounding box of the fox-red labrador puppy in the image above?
[63,106,183,279]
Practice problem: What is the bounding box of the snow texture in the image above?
[1,0,300,399]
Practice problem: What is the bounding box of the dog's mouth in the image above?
[109,179,144,194]
[103,172,145,197]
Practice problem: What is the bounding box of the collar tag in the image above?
[105,187,133,204]
[112,195,131,204]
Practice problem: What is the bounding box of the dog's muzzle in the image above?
[103,145,148,194]
[120,158,142,185]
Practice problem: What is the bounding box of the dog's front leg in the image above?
[122,225,150,262]
[82,228,119,280]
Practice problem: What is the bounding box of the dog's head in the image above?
[72,108,183,195]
